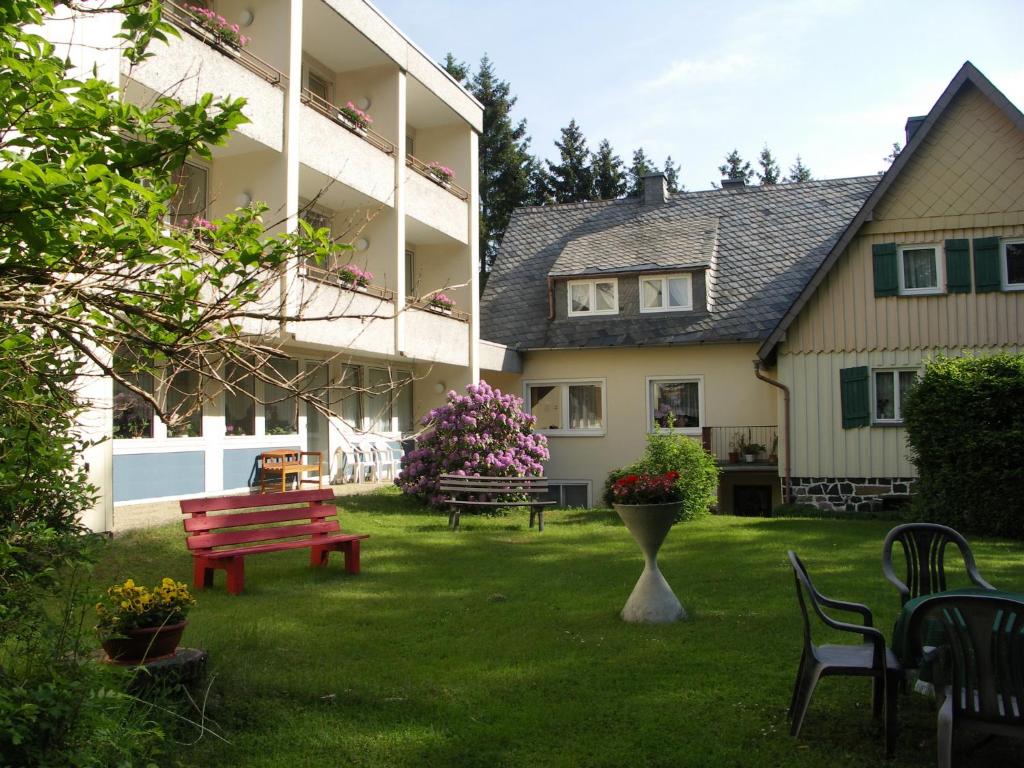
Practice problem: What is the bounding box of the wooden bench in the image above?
[179,489,368,595]
[258,449,323,494]
[439,474,556,531]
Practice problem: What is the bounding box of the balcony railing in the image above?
[701,425,778,466]
[300,89,396,156]
[406,155,470,201]
[407,296,470,322]
[302,263,395,302]
[163,1,286,88]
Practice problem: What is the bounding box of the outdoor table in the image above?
[891,587,1024,690]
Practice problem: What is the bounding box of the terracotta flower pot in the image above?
[101,621,187,665]
[613,503,686,623]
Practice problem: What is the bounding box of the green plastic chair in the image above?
[904,593,1024,768]
[788,551,902,756]
[882,523,995,607]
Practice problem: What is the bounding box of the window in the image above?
[640,274,693,312]
[405,131,415,158]
[265,358,299,435]
[299,200,333,233]
[224,360,255,437]
[164,368,203,437]
[567,279,617,317]
[526,381,605,434]
[545,482,591,508]
[339,364,362,428]
[113,364,155,439]
[647,377,702,432]
[167,162,208,228]
[1003,239,1024,290]
[873,369,916,423]
[404,249,416,298]
[307,71,331,104]
[897,244,942,295]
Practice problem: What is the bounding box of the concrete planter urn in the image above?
[613,502,686,623]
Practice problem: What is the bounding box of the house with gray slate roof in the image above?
[480,171,879,513]
[480,61,1024,515]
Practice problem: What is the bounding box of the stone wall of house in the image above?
[790,476,916,512]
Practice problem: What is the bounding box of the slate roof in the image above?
[480,176,881,350]
[549,215,719,276]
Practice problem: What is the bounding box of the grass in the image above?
[94,489,1024,767]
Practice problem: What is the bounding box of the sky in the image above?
[372,0,1024,191]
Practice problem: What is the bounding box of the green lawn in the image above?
[96,490,1024,767]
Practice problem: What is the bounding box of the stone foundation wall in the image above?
[790,476,916,512]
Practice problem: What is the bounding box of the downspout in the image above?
[547,276,555,320]
[753,360,792,503]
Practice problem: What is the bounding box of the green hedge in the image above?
[903,353,1024,538]
[603,431,719,523]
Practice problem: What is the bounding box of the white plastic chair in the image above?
[371,438,400,482]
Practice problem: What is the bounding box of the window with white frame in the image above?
[898,244,943,295]
[1003,239,1024,290]
[873,369,917,423]
[112,354,203,440]
[526,381,605,434]
[640,273,693,312]
[342,365,413,434]
[223,359,255,437]
[647,377,702,432]
[567,279,618,316]
[299,199,334,234]
[265,357,299,435]
[404,249,416,298]
[167,162,208,228]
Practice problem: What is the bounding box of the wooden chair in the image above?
[788,551,902,756]
[904,593,1024,768]
[882,523,995,607]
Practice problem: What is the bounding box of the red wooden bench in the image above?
[179,489,368,595]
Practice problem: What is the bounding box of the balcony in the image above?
[299,89,397,206]
[702,426,779,469]
[404,155,469,244]
[404,301,470,366]
[289,264,396,355]
[125,2,285,151]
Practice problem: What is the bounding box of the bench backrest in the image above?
[180,489,341,553]
[438,474,548,497]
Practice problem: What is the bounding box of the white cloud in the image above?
[640,52,758,91]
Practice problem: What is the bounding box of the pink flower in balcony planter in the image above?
[338,102,373,130]
[429,292,455,311]
[338,263,372,288]
[186,5,250,48]
[426,162,455,184]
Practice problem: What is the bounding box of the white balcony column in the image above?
[282,0,304,321]
[468,128,480,384]
[394,70,408,356]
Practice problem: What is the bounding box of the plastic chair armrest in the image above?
[968,569,996,592]
[817,593,875,627]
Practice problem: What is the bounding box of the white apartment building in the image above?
[46,1,489,530]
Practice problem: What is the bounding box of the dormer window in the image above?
[568,278,618,317]
[640,273,693,312]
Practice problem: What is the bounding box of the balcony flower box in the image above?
[337,102,372,136]
[426,162,455,188]
[186,6,249,55]
[428,292,456,314]
[338,264,373,291]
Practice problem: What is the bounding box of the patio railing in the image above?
[701,425,779,465]
[163,1,287,88]
[406,154,470,201]
[299,88,396,156]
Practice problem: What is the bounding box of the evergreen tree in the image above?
[756,145,780,185]
[627,147,659,197]
[467,55,534,271]
[882,141,902,168]
[662,155,683,193]
[786,155,813,183]
[546,119,594,203]
[592,139,626,200]
[718,149,753,184]
[526,157,556,206]
[441,52,469,84]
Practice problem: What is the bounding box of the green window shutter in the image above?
[872,243,898,297]
[944,239,971,293]
[973,236,1001,293]
[840,366,870,429]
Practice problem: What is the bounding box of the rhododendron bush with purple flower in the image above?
[397,381,549,507]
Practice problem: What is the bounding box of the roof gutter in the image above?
[753,360,792,503]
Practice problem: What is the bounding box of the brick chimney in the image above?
[641,173,668,205]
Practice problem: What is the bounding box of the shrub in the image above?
[396,381,549,507]
[903,353,1024,538]
[604,431,719,522]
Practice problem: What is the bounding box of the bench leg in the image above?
[448,506,460,530]
[343,540,361,574]
[537,507,544,532]
[193,557,215,590]
[310,545,330,568]
[225,557,245,595]
[529,508,536,528]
